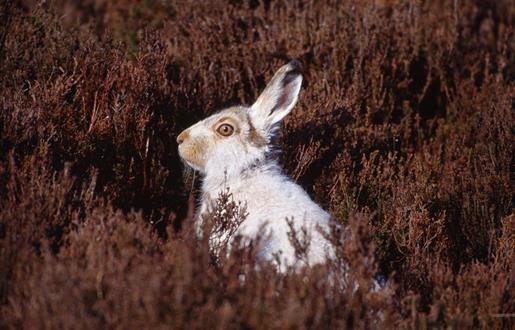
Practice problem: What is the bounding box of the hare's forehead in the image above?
[203,106,250,126]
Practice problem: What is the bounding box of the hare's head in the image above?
[177,60,302,176]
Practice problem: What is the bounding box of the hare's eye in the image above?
[216,123,234,137]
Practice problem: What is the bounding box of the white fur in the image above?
[177,61,333,271]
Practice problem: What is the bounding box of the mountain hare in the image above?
[177,60,332,270]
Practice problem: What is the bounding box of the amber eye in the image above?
[216,123,234,137]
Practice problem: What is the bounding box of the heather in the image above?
[0,0,513,328]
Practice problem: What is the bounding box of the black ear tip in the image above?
[288,59,302,73]
[282,60,302,86]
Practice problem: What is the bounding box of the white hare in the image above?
[177,60,332,270]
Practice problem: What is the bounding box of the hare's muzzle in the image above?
[176,127,208,172]
[177,130,189,145]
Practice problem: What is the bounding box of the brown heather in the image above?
[0,0,513,328]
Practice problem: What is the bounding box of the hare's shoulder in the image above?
[232,173,329,220]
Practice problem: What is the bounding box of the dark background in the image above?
[0,0,513,328]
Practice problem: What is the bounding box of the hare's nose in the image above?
[177,131,188,145]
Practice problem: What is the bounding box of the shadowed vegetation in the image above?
[0,0,513,328]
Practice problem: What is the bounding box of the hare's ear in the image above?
[249,60,302,132]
